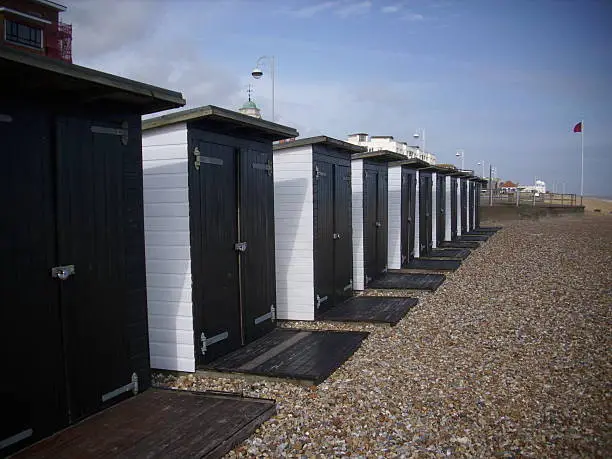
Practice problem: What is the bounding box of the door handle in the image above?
[333,233,341,240]
[52,265,75,280]
[375,221,382,228]
[234,242,247,252]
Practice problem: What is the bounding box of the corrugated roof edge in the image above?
[0,47,185,111]
[142,105,299,140]
[387,158,431,169]
[273,136,366,153]
[352,149,408,162]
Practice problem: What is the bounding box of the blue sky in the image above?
[63,0,612,196]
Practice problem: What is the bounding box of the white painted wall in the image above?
[351,159,365,290]
[387,165,402,269]
[142,123,195,373]
[431,172,437,248]
[457,178,462,237]
[414,170,420,258]
[445,175,452,241]
[273,145,315,321]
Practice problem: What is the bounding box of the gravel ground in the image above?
[155,215,611,457]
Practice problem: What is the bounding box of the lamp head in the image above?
[251,67,263,79]
[412,133,419,139]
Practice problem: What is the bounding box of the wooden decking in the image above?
[200,329,368,385]
[319,296,418,326]
[11,389,275,459]
[368,273,446,291]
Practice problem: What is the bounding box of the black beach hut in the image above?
[141,106,299,371]
[0,47,185,454]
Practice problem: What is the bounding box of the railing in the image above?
[46,22,72,63]
[480,190,578,207]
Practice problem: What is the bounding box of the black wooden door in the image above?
[240,148,276,343]
[461,179,468,233]
[419,174,432,255]
[313,161,334,313]
[0,105,67,453]
[437,174,446,243]
[376,167,388,275]
[451,177,458,239]
[190,137,241,363]
[56,115,138,423]
[401,169,415,267]
[333,164,353,304]
[363,168,378,285]
[475,183,481,227]
[469,181,475,230]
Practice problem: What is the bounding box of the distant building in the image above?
[0,0,72,62]
[519,180,546,194]
[238,84,262,119]
[346,133,437,164]
[500,180,518,192]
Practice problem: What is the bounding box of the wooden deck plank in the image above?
[368,273,446,291]
[202,329,369,385]
[438,240,480,249]
[405,258,462,271]
[319,296,418,325]
[424,248,471,259]
[11,389,275,459]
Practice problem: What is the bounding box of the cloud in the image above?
[288,1,340,18]
[381,4,403,14]
[402,12,424,21]
[335,1,372,18]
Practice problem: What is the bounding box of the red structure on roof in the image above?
[0,0,72,63]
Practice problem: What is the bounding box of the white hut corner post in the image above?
[445,175,452,241]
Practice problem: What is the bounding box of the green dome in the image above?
[242,100,258,109]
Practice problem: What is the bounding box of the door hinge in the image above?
[343,175,351,184]
[51,264,75,281]
[0,428,33,450]
[315,294,328,309]
[253,160,273,177]
[0,114,13,123]
[200,331,229,355]
[365,275,372,284]
[234,241,247,252]
[91,121,128,145]
[333,232,341,240]
[101,372,139,403]
[383,266,388,273]
[314,165,327,179]
[343,280,353,291]
[254,304,276,325]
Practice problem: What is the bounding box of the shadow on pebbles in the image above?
[155,215,612,457]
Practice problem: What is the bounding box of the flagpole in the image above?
[580,119,584,206]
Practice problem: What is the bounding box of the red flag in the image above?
[573,122,582,133]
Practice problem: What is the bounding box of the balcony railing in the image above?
[46,21,72,63]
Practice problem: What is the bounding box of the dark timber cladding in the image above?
[353,150,405,284]
[460,176,468,234]
[450,175,458,239]
[274,136,360,316]
[387,158,430,267]
[419,168,434,256]
[143,107,298,365]
[0,47,185,455]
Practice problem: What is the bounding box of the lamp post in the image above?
[251,55,275,122]
[455,149,465,170]
[412,129,426,161]
[477,160,485,178]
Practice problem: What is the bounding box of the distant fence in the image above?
[480,190,579,207]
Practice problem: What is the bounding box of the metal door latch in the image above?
[375,221,382,228]
[333,233,341,239]
[314,165,327,179]
[51,265,75,280]
[234,242,247,252]
[193,146,201,170]
[316,294,328,309]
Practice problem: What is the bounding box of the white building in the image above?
[519,180,546,194]
[346,133,437,164]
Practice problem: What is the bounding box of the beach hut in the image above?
[272,136,363,320]
[141,106,298,371]
[0,47,185,453]
[352,150,406,290]
[386,159,430,269]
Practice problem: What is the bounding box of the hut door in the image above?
[469,182,475,230]
[451,178,458,239]
[419,175,432,254]
[0,105,66,453]
[363,169,378,285]
[190,139,241,363]
[240,147,277,344]
[313,161,334,313]
[55,116,137,423]
[401,170,414,266]
[333,164,353,303]
[437,175,446,243]
[461,180,468,233]
[376,169,388,275]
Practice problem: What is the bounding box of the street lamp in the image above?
[477,160,485,178]
[251,55,276,122]
[455,149,465,170]
[413,129,425,161]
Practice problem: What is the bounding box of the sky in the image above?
[62,0,612,197]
